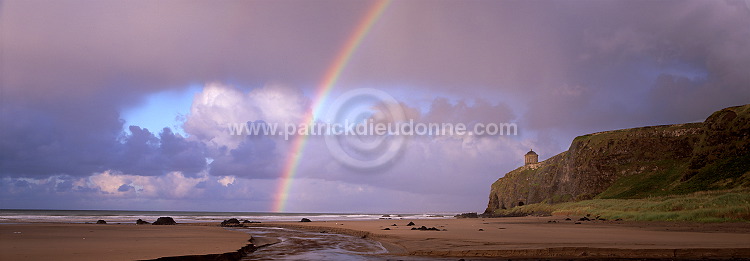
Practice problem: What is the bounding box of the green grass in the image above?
[595,145,749,199]
[674,153,750,194]
[597,160,687,199]
[493,189,750,222]
[572,123,703,144]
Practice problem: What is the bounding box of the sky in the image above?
[1,0,749,213]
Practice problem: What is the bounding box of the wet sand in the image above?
[0,223,250,261]
[250,216,750,259]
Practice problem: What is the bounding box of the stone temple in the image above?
[524,149,538,165]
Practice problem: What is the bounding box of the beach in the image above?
[250,216,750,259]
[2,216,750,260]
[0,223,250,261]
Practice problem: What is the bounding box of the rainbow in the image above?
[271,0,392,212]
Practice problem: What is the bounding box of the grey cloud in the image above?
[523,0,750,132]
[0,121,209,178]
[208,125,281,178]
[159,129,209,174]
[0,102,122,177]
[117,184,134,192]
[117,126,209,177]
[420,98,514,123]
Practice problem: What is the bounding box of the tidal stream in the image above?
[237,227,461,261]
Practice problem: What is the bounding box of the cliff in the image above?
[484,104,750,215]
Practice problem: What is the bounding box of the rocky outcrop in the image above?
[153,217,177,225]
[484,104,750,215]
[221,218,242,227]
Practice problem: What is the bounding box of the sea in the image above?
[0,209,457,223]
[0,209,464,260]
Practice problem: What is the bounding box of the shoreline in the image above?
[247,216,750,259]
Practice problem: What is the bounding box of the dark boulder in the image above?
[96,220,107,224]
[221,218,242,227]
[136,219,150,225]
[153,217,177,225]
[412,225,440,231]
[300,218,312,222]
[406,221,416,226]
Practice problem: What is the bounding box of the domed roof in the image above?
[525,149,537,156]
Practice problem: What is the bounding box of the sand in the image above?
[3,217,749,260]
[250,216,750,259]
[0,223,250,261]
